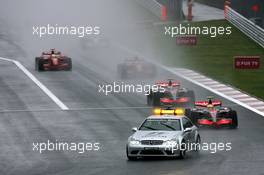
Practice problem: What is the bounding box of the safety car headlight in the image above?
[129,138,141,146]
[164,140,178,147]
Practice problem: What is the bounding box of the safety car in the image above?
[126,108,200,160]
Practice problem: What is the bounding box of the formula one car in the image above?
[147,79,195,108]
[185,97,238,129]
[117,57,156,79]
[35,49,72,71]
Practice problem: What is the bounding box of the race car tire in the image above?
[64,57,72,71]
[117,64,127,79]
[185,109,200,126]
[35,57,39,71]
[36,57,45,71]
[229,110,238,129]
[179,140,187,159]
[185,109,193,122]
[126,146,137,161]
[147,94,152,106]
[185,90,195,107]
[147,90,154,106]
[152,92,162,107]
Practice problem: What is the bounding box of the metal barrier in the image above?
[135,0,167,20]
[226,6,264,48]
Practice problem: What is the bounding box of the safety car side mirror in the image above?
[184,128,192,133]
[132,127,138,132]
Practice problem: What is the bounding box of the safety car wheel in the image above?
[194,135,201,152]
[179,140,187,159]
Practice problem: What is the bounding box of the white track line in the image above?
[0,106,151,113]
[0,57,69,110]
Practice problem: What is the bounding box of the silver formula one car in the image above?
[147,79,195,108]
[126,114,200,160]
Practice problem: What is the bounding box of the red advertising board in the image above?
[234,56,260,69]
[176,35,197,45]
[251,4,259,12]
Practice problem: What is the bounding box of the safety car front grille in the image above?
[141,140,163,145]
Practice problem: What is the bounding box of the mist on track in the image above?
[0,0,173,75]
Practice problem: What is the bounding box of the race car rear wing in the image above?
[195,100,222,107]
[155,80,180,87]
[160,97,189,104]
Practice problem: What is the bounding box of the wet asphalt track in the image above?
[0,1,264,175]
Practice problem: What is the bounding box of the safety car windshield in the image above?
[139,119,181,131]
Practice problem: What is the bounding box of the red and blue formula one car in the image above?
[185,97,238,129]
[35,49,72,71]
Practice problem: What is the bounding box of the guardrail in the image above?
[226,6,264,48]
[135,0,167,20]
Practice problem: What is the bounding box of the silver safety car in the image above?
[126,113,200,160]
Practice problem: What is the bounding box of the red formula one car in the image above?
[185,97,238,129]
[147,79,195,108]
[35,49,72,71]
[117,57,156,79]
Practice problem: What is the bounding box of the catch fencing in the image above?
[226,6,264,48]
